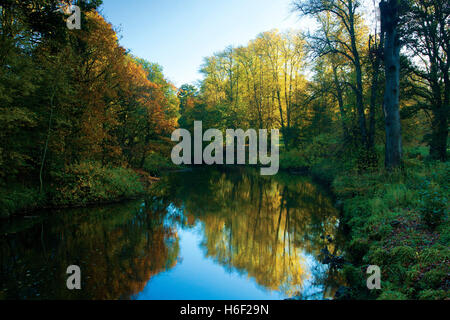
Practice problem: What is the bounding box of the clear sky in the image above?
[99,0,312,88]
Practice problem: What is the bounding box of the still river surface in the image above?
[0,167,343,300]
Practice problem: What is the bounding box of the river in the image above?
[0,167,343,300]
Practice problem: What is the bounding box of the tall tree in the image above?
[380,0,403,169]
[404,0,449,161]
[293,0,370,148]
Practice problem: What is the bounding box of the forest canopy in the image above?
[0,0,178,209]
[181,0,448,169]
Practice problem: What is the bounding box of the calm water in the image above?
[0,168,342,300]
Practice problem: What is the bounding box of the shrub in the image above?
[304,134,339,166]
[404,145,429,159]
[420,269,448,289]
[0,185,45,218]
[417,186,448,229]
[279,148,308,170]
[50,162,144,206]
[418,246,449,266]
[368,248,391,266]
[348,238,369,264]
[280,134,341,171]
[391,246,417,266]
[143,152,178,175]
[342,265,365,289]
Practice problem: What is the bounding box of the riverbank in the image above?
[0,162,162,219]
[280,147,449,300]
[3,148,448,300]
[334,161,449,300]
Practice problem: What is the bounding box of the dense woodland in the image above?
[182,0,448,166]
[0,0,448,300]
[0,0,179,213]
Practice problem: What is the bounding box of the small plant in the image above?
[417,184,448,229]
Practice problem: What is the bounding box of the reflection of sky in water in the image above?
[1,168,338,300]
[117,169,339,300]
[301,255,328,300]
[135,222,326,300]
[135,225,285,300]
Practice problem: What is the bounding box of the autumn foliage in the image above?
[0,3,178,214]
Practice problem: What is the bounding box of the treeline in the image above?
[182,0,448,168]
[0,0,178,215]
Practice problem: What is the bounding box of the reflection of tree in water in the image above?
[157,168,339,297]
[1,168,340,300]
[0,201,180,300]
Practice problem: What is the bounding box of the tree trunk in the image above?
[381,0,403,170]
[355,61,369,147]
[430,105,448,161]
[368,33,384,149]
[39,89,56,193]
[430,60,449,161]
[349,9,368,148]
[332,64,350,142]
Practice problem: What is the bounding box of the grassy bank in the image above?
[0,162,151,218]
[280,138,449,300]
[334,161,449,300]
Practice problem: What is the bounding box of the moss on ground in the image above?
[333,161,449,300]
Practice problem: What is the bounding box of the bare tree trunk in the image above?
[332,64,350,142]
[430,96,448,161]
[40,88,56,193]
[381,0,403,169]
[368,33,385,149]
[430,112,448,161]
[349,8,369,148]
[430,55,449,161]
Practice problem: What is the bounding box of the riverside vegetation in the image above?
[281,139,449,299]
[0,0,448,300]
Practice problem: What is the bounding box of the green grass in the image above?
[333,161,449,300]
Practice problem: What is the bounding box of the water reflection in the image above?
[0,201,180,299]
[149,168,340,299]
[1,168,341,300]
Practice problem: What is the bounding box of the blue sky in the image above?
[99,0,312,87]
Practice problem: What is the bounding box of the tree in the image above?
[178,84,198,114]
[0,2,176,192]
[293,0,370,148]
[404,0,449,161]
[368,3,385,150]
[198,30,307,148]
[380,0,403,169]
